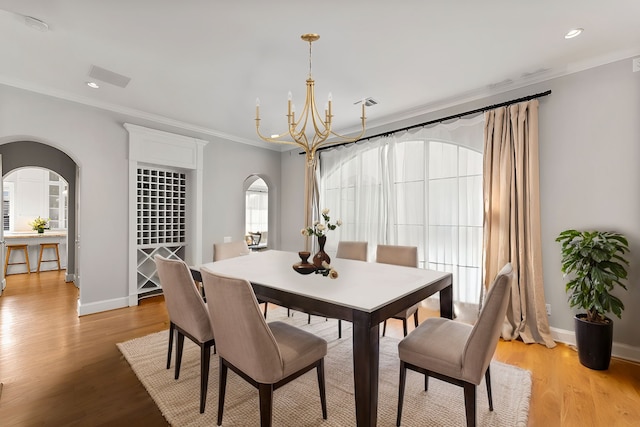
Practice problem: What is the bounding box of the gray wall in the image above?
[0,84,281,313]
[281,57,640,350]
[539,58,639,348]
[0,86,130,309]
[201,136,281,263]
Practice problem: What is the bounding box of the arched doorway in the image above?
[0,141,78,292]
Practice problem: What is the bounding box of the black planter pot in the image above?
[574,313,613,370]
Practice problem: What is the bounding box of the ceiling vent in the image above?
[88,65,131,88]
[24,16,49,32]
[521,68,551,79]
[487,79,514,90]
[354,97,378,107]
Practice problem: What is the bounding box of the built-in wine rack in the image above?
[135,167,187,297]
[136,168,186,246]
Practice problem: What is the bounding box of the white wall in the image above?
[8,168,46,231]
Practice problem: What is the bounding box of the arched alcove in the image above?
[0,141,78,283]
[243,174,278,250]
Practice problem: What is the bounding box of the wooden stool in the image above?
[5,244,31,276]
[37,243,61,272]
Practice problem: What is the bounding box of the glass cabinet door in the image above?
[48,171,67,230]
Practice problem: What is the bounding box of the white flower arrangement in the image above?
[314,260,339,279]
[300,208,342,238]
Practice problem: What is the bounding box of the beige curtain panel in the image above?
[483,99,555,348]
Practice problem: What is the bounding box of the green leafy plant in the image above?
[29,216,49,232]
[556,229,629,323]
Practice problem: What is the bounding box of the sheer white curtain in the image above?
[319,116,484,315]
[319,138,387,255]
[245,190,268,232]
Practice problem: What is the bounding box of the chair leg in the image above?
[317,359,327,419]
[338,320,342,339]
[263,302,269,319]
[4,247,10,277]
[402,318,408,337]
[424,372,429,391]
[308,313,311,324]
[485,366,493,411]
[166,322,174,369]
[463,382,477,427]
[382,320,387,336]
[413,311,419,328]
[396,361,407,427]
[258,383,274,427]
[287,308,291,317]
[200,343,212,413]
[175,332,185,379]
[217,359,228,426]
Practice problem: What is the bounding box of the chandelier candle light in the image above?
[255,33,367,250]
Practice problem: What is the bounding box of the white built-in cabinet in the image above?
[3,168,67,231]
[126,124,208,305]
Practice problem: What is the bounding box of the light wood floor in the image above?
[1,272,639,426]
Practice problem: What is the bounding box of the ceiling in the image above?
[1,0,639,150]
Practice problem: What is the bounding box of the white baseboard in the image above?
[550,326,640,364]
[128,294,139,307]
[77,296,129,316]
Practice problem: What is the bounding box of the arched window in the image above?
[320,117,484,309]
[244,176,268,247]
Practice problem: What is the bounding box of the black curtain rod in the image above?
[306,89,551,154]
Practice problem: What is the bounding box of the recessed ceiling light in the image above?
[86,82,100,89]
[565,28,583,39]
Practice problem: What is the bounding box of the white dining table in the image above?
[199,250,453,427]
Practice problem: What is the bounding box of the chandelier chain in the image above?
[308,39,313,78]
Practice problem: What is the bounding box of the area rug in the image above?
[118,309,530,426]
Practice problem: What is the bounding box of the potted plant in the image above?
[30,216,50,233]
[556,229,629,370]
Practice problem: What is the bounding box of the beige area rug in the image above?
[118,309,531,426]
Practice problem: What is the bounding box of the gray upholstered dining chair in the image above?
[154,255,216,414]
[213,240,269,318]
[336,240,368,261]
[200,268,328,426]
[395,263,514,427]
[213,240,250,261]
[376,244,420,336]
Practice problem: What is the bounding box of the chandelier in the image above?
[255,33,367,157]
[255,33,367,251]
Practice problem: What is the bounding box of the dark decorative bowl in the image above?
[293,263,317,275]
[293,251,317,275]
